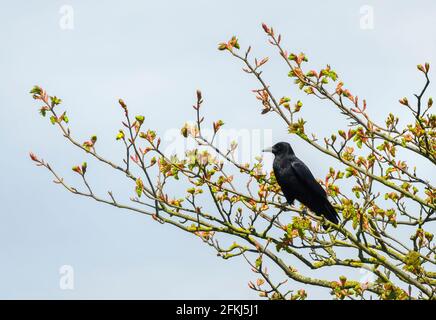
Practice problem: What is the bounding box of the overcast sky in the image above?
[1,0,435,299]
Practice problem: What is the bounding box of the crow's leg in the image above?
[277,198,295,211]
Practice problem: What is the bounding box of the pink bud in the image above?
[261,23,270,34]
[29,152,38,162]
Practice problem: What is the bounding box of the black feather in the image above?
[267,142,340,228]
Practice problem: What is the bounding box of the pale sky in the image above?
[1,0,435,299]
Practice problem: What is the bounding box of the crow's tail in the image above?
[322,201,340,230]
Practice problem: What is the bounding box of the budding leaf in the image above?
[30,85,42,95]
[135,178,144,197]
[116,130,125,140]
[81,162,87,175]
[50,96,62,106]
[135,115,145,124]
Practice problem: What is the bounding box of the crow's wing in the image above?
[290,158,340,225]
[289,158,327,199]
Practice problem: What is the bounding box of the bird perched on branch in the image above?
[263,142,339,228]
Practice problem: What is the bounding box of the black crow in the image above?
[263,142,339,227]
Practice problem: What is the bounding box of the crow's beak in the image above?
[262,147,273,153]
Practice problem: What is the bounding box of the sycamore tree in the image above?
[30,24,435,300]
